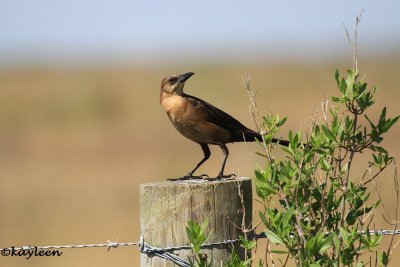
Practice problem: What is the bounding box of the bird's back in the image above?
[183,94,262,143]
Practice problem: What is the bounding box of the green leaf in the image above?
[259,211,269,227]
[186,218,210,254]
[281,207,294,228]
[335,69,340,87]
[264,230,284,245]
[370,146,387,153]
[319,234,333,253]
[364,114,376,129]
[379,107,387,125]
[321,125,336,142]
[255,169,266,182]
[270,249,288,254]
[340,228,349,246]
[239,235,257,250]
[199,218,209,235]
[276,116,288,127]
[382,115,400,133]
[378,251,389,266]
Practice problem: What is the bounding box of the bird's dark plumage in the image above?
[183,93,259,142]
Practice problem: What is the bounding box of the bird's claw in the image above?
[204,173,237,181]
[167,173,209,181]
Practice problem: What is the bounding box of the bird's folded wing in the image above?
[184,93,248,132]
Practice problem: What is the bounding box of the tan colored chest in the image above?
[162,95,192,122]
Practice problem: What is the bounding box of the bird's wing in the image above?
[184,93,248,132]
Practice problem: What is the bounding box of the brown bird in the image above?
[160,72,290,180]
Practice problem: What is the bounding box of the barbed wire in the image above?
[357,230,400,236]
[2,230,400,267]
[251,229,400,240]
[0,237,242,253]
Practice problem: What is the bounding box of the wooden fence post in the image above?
[139,177,252,266]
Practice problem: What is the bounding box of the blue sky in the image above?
[1,1,399,65]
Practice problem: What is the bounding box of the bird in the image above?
[160,72,290,180]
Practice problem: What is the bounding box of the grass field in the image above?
[1,57,399,266]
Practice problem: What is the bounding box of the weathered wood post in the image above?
[139,177,252,266]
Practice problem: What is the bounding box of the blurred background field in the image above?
[1,58,400,266]
[1,1,400,266]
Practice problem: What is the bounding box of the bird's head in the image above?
[161,72,194,95]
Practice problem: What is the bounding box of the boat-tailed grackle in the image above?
[160,72,290,180]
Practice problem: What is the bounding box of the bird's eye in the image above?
[169,77,178,84]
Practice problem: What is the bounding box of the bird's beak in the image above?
[177,72,195,83]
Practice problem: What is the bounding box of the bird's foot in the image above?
[205,173,237,181]
[167,173,209,181]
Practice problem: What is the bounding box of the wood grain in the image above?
[139,177,252,266]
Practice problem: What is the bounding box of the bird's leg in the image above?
[184,143,211,179]
[167,144,210,181]
[215,144,236,179]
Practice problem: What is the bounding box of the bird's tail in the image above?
[241,129,290,147]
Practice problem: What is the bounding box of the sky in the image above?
[0,0,399,66]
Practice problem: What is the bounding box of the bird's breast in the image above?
[161,95,190,122]
[161,95,231,144]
